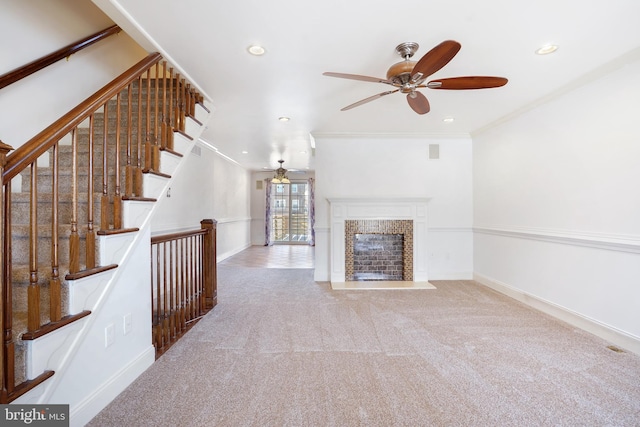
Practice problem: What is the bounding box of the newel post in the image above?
[201,219,217,309]
[0,140,14,402]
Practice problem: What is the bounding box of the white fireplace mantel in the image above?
[327,197,430,283]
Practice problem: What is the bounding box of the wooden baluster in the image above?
[86,114,96,270]
[185,84,192,119]
[192,89,198,117]
[1,141,15,400]
[153,63,160,171]
[200,235,205,313]
[179,238,186,333]
[188,86,195,118]
[201,219,217,308]
[101,101,109,231]
[169,240,176,341]
[167,67,175,151]
[188,236,194,319]
[191,235,197,318]
[183,237,189,324]
[161,61,167,150]
[173,73,181,136]
[125,83,133,198]
[153,244,161,351]
[69,129,80,273]
[198,235,204,314]
[114,92,122,229]
[180,78,187,132]
[28,162,40,332]
[178,79,185,132]
[136,75,143,196]
[162,242,169,348]
[145,70,152,172]
[186,236,192,320]
[50,143,61,322]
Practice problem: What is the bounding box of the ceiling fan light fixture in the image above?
[535,44,558,55]
[247,45,266,56]
[271,159,290,184]
[323,40,508,115]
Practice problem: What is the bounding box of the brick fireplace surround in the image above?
[327,198,430,284]
[346,220,413,281]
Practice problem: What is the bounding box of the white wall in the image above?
[0,0,147,149]
[314,136,474,281]
[151,142,252,261]
[473,52,640,352]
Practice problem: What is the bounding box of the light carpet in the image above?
[88,266,640,426]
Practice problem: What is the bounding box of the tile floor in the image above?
[219,244,315,269]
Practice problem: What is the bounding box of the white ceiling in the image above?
[101,0,640,173]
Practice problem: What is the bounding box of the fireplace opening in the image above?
[345,219,414,282]
[353,233,404,281]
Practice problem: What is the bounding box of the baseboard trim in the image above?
[473,273,640,356]
[217,243,252,263]
[429,272,473,280]
[71,345,155,427]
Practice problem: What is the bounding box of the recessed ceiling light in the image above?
[535,44,559,55]
[443,117,454,123]
[247,45,265,56]
[278,116,290,122]
[241,150,248,154]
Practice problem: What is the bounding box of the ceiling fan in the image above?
[323,40,507,115]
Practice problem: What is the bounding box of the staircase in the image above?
[1,53,211,415]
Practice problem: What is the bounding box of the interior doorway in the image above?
[270,181,310,244]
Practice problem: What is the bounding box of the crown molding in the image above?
[311,131,471,140]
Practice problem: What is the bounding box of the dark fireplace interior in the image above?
[352,233,404,281]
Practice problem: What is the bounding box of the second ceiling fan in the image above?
[323,40,507,115]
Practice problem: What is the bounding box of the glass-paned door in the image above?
[271,182,310,243]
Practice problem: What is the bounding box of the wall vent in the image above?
[429,144,440,160]
[256,180,263,190]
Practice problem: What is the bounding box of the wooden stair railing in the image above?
[150,220,217,359]
[0,25,122,91]
[0,51,205,402]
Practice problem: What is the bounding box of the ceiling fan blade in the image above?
[340,89,399,111]
[323,72,395,85]
[406,91,430,115]
[427,76,508,90]
[411,40,461,80]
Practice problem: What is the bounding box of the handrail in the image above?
[0,25,121,91]
[151,229,208,245]
[2,53,162,183]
